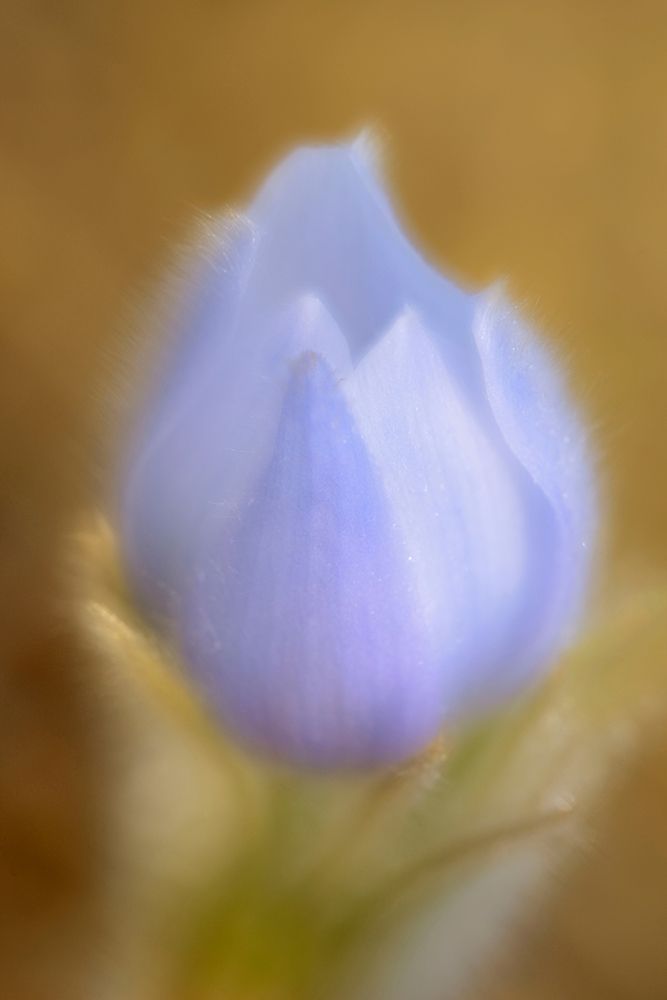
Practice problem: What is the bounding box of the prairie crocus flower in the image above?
[120,138,595,768]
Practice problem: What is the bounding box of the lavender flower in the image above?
[120,138,595,767]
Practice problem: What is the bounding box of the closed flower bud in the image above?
[120,138,596,768]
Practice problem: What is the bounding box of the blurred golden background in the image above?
[1,1,666,998]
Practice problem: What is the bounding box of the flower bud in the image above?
[120,138,595,767]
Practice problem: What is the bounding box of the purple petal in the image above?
[179,353,442,767]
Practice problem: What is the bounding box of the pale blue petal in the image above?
[138,216,257,430]
[120,218,255,611]
[179,353,443,767]
[122,292,351,619]
[244,140,477,379]
[474,290,596,658]
[345,309,559,716]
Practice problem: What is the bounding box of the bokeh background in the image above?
[1,1,666,998]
